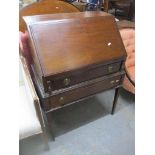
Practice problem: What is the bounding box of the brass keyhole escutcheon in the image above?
[59,97,65,105]
[64,78,71,86]
[108,66,113,73]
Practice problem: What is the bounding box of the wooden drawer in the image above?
[48,61,121,91]
[43,72,124,111]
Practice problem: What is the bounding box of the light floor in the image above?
[19,88,135,155]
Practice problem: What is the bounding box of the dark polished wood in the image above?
[45,61,121,91]
[19,0,79,32]
[20,0,80,141]
[24,12,127,140]
[111,87,120,114]
[103,0,133,20]
[34,70,125,112]
[24,11,126,92]
[103,0,117,12]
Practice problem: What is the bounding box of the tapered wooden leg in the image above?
[111,87,120,115]
[46,81,55,141]
[41,131,49,150]
[47,113,55,141]
[42,109,55,141]
[115,8,117,17]
[103,0,109,12]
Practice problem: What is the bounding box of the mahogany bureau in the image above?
[24,11,127,140]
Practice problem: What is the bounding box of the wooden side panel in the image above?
[27,29,44,85]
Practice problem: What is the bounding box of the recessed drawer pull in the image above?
[59,96,65,105]
[108,66,113,73]
[64,78,71,86]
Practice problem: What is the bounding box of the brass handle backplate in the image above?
[108,66,113,73]
[59,96,65,105]
[110,80,115,85]
[64,78,71,86]
[110,79,120,85]
[116,80,120,83]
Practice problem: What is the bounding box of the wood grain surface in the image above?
[19,0,79,32]
[25,12,126,78]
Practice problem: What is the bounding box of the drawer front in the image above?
[43,73,124,111]
[50,62,121,91]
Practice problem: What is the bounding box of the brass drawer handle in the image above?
[64,78,71,86]
[108,66,113,73]
[59,97,65,105]
[110,80,115,85]
[116,79,119,83]
[110,80,120,85]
